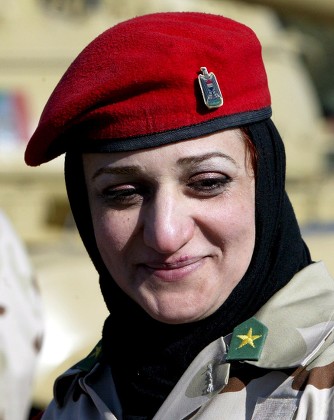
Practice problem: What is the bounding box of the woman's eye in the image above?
[188,174,231,195]
[100,185,146,207]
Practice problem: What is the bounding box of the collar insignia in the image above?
[198,67,223,109]
[226,318,268,361]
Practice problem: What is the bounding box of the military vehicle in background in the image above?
[0,0,333,412]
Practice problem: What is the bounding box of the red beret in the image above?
[25,12,271,166]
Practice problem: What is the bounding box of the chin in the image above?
[144,303,212,325]
[137,289,220,324]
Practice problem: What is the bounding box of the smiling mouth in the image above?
[139,257,206,282]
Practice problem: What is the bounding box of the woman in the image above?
[25,12,334,419]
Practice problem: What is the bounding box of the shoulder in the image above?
[41,341,121,419]
[53,341,103,408]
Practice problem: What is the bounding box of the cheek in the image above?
[217,207,255,248]
[232,189,256,256]
[217,184,256,251]
[92,211,134,262]
[234,195,255,231]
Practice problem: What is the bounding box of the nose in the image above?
[142,187,195,254]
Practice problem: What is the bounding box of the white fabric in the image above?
[0,211,44,420]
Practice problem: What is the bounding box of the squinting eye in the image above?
[100,185,146,207]
[188,174,231,195]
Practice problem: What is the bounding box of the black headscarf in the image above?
[64,119,311,418]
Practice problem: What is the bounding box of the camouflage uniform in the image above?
[41,261,334,419]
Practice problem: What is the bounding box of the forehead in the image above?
[82,129,246,173]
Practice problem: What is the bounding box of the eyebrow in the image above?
[177,152,238,167]
[91,151,238,180]
[92,165,142,180]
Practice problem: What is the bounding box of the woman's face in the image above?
[83,129,256,324]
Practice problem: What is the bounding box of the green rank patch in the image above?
[226,317,268,361]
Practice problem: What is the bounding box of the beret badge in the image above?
[198,67,223,109]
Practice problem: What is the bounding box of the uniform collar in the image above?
[243,261,334,369]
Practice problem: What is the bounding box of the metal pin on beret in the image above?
[25,12,271,166]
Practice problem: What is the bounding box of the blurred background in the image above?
[0,0,333,417]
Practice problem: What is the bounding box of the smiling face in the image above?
[83,129,256,324]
